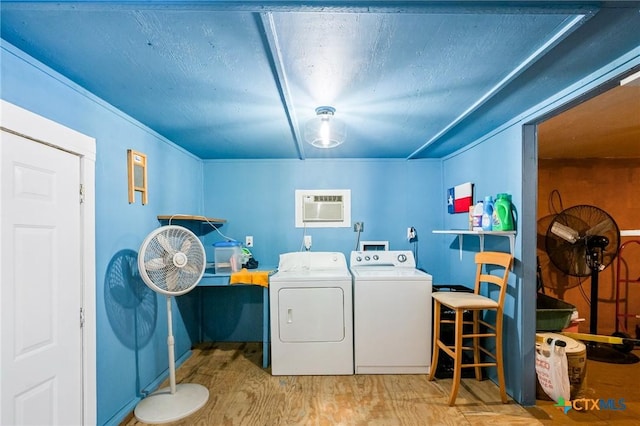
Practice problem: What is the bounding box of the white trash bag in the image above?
[535,338,571,403]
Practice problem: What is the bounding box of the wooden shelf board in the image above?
[157,215,226,223]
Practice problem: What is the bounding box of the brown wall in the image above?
[538,158,640,336]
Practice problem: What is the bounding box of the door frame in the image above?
[0,99,97,424]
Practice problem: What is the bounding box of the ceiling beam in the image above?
[408,13,591,159]
[258,11,306,159]
[0,1,602,15]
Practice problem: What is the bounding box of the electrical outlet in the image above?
[245,236,253,247]
[407,227,416,240]
[353,222,364,232]
[304,235,312,250]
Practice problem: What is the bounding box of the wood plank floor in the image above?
[122,342,547,426]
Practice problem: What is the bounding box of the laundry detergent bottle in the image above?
[493,193,514,231]
[482,196,493,231]
[472,201,484,231]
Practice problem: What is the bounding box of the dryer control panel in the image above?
[350,250,416,268]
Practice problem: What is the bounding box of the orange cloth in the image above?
[229,268,272,287]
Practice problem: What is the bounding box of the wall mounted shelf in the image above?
[157,215,226,236]
[433,230,516,260]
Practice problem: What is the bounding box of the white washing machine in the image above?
[350,250,432,374]
[269,251,353,375]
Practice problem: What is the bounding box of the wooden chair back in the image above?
[473,251,513,308]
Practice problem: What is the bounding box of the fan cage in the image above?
[545,205,620,278]
[139,226,206,295]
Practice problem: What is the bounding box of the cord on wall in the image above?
[354,221,364,250]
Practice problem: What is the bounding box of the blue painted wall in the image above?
[440,125,529,403]
[202,159,443,269]
[199,159,445,340]
[1,41,204,425]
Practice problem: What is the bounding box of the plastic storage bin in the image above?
[214,241,242,274]
[536,293,576,331]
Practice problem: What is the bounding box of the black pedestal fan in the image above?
[545,205,637,364]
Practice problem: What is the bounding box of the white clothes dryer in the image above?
[269,252,353,375]
[350,250,432,374]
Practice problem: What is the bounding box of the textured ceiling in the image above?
[539,77,640,159]
[1,1,639,160]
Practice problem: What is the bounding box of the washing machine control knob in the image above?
[397,254,407,263]
[364,256,371,261]
[373,255,379,260]
[356,256,362,262]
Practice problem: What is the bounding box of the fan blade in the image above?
[180,237,192,254]
[551,222,579,244]
[145,257,166,271]
[157,233,176,254]
[166,268,179,292]
[181,261,201,275]
[585,219,610,237]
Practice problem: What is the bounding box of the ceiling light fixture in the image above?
[304,106,346,149]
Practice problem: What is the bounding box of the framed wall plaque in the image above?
[127,149,148,204]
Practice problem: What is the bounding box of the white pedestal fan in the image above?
[134,225,209,424]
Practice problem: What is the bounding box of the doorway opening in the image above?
[522,65,640,406]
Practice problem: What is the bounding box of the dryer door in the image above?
[278,287,345,342]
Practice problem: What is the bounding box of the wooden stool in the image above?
[428,251,513,406]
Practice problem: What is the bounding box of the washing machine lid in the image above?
[350,266,431,280]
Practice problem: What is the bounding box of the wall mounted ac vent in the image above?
[295,189,351,228]
[311,195,343,202]
[303,195,344,222]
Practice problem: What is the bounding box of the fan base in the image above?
[134,383,209,424]
[586,343,639,364]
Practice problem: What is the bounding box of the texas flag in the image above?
[447,182,473,214]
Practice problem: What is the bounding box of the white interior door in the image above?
[1,130,83,425]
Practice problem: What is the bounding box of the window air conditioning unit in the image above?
[295,189,350,228]
[303,194,344,222]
